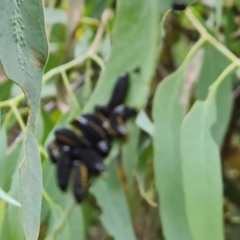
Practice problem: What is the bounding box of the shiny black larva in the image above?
[47,73,137,203]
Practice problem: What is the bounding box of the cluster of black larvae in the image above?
[47,73,137,203]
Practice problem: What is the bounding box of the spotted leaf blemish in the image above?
[12,0,26,73]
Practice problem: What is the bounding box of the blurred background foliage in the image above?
[1,0,240,239]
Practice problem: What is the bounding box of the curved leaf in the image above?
[180,66,234,240]
[0,1,48,239]
[136,110,154,136]
[152,67,191,240]
[181,101,223,240]
[0,188,21,207]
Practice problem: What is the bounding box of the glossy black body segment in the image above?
[71,148,105,175]
[95,73,129,117]
[72,161,88,203]
[71,116,110,156]
[55,128,91,148]
[172,1,187,11]
[56,145,72,191]
[71,116,107,141]
[109,105,137,137]
[107,73,130,111]
[80,114,109,135]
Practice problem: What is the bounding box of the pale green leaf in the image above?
[152,67,191,240]
[0,1,48,239]
[136,110,154,136]
[180,65,234,239]
[181,101,223,240]
[0,188,21,207]
[45,8,67,25]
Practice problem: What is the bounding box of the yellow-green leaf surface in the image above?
[180,65,234,240]
[152,67,191,240]
[0,1,48,239]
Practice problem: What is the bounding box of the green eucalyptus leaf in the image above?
[153,67,191,240]
[0,188,21,207]
[0,1,48,239]
[180,64,234,240]
[136,110,154,136]
[181,102,223,240]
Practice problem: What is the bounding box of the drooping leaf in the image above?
[152,67,191,240]
[0,1,48,239]
[181,102,223,240]
[180,65,234,240]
